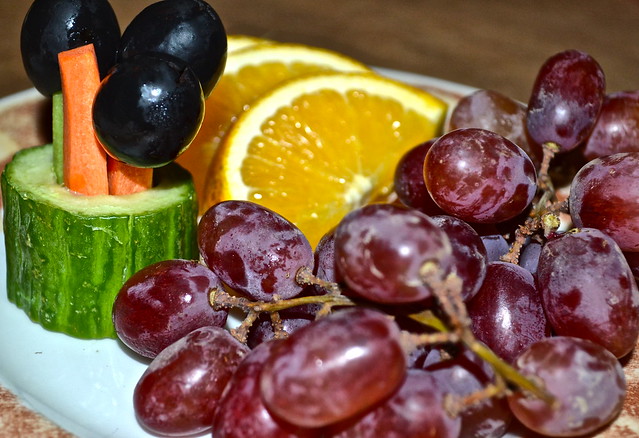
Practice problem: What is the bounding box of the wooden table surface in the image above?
[1,0,639,436]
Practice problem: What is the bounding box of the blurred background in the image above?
[2,0,639,102]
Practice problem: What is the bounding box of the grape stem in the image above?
[417,265,557,407]
[209,266,557,407]
[501,141,567,265]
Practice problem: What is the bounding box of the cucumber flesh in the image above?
[2,144,198,339]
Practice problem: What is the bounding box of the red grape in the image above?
[449,89,540,167]
[327,369,461,438]
[537,228,639,358]
[431,215,487,302]
[582,90,639,160]
[133,326,250,436]
[508,336,626,437]
[467,261,550,363]
[393,139,445,215]
[526,49,605,153]
[213,340,321,438]
[424,128,537,224]
[569,152,639,252]
[260,307,406,428]
[198,200,314,301]
[334,203,453,303]
[112,259,228,358]
[423,347,512,438]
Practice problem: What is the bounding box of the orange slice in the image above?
[176,42,370,205]
[205,72,448,247]
[227,34,272,52]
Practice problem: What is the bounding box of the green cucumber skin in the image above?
[2,145,198,339]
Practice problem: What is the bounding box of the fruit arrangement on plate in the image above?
[3,0,639,437]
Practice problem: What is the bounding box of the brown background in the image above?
[1,0,639,436]
[2,1,639,102]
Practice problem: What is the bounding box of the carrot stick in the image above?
[58,44,108,195]
[108,158,153,195]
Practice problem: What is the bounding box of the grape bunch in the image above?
[111,48,639,438]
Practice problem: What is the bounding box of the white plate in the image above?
[0,68,636,438]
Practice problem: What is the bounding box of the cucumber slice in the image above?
[2,144,198,339]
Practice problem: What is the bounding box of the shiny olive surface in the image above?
[20,0,120,96]
[93,53,204,168]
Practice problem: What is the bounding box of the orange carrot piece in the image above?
[108,158,153,195]
[59,44,108,195]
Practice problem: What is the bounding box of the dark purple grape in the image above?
[424,128,537,224]
[260,308,406,428]
[480,234,510,262]
[569,152,639,252]
[327,369,461,438]
[449,89,541,167]
[467,261,550,363]
[20,0,120,96]
[314,228,340,284]
[198,200,314,301]
[431,215,487,302]
[393,140,445,215]
[423,347,512,438]
[526,49,605,153]
[583,91,639,160]
[213,341,321,438]
[119,0,226,97]
[93,53,204,167]
[112,259,228,358]
[537,228,639,358]
[508,337,626,437]
[519,241,542,276]
[134,326,250,436]
[334,203,453,304]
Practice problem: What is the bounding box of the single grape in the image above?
[431,215,487,302]
[508,337,626,437]
[582,91,639,160]
[519,241,542,276]
[334,203,453,304]
[423,347,512,438]
[569,152,639,252]
[112,259,228,358]
[313,228,340,285]
[213,341,321,438]
[134,326,250,436]
[118,0,227,97]
[537,228,639,358]
[327,369,461,438]
[260,307,406,428]
[526,49,605,153]
[198,200,314,301]
[480,234,510,262]
[393,140,445,215]
[20,0,120,96]
[93,53,205,167]
[424,128,537,224]
[449,89,541,167]
[467,261,550,363]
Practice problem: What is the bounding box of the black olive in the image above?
[93,53,204,168]
[119,0,227,98]
[20,0,120,96]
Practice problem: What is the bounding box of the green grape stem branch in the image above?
[208,263,557,414]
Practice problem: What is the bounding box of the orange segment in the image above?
[176,42,370,207]
[206,72,448,247]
